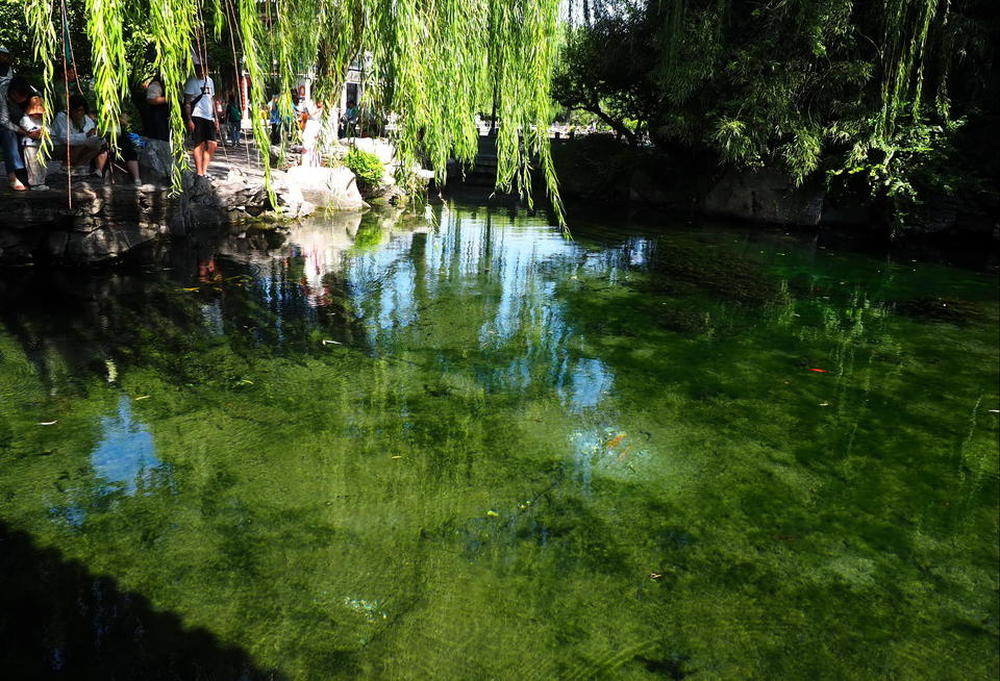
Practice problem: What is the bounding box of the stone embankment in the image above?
[0,137,410,266]
[543,136,998,241]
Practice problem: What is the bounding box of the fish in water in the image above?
[606,433,626,449]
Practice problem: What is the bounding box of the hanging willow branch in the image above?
[85,0,129,145]
[23,0,58,162]
[236,0,273,195]
[880,0,947,134]
[24,0,565,218]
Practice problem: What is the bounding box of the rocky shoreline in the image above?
[0,137,412,267]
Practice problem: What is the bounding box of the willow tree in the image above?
[555,0,995,216]
[22,0,563,218]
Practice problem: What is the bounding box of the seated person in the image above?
[109,111,142,186]
[50,94,107,177]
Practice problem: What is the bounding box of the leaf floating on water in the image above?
[36,421,58,426]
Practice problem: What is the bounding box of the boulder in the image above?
[629,165,692,208]
[271,177,316,218]
[135,138,173,182]
[703,168,825,226]
[285,166,366,210]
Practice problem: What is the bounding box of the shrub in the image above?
[345,147,384,191]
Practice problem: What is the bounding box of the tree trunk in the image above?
[582,104,637,146]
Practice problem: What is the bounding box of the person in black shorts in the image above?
[191,116,216,144]
[182,61,218,177]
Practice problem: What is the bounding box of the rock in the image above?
[136,138,173,182]
[703,168,825,226]
[47,230,70,256]
[629,165,689,207]
[0,151,366,265]
[275,182,307,216]
[285,166,366,210]
[822,193,872,226]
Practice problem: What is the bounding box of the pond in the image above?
[0,202,997,680]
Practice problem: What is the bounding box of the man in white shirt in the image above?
[50,94,108,174]
[183,61,218,177]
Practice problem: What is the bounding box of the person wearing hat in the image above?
[18,85,49,190]
[0,47,38,191]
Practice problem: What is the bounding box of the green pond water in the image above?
[0,202,997,680]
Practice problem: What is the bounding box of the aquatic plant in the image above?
[0,204,996,680]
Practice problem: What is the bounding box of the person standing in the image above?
[182,60,218,178]
[143,73,171,142]
[18,91,48,190]
[269,93,281,145]
[0,46,31,191]
[225,94,242,146]
[300,99,323,167]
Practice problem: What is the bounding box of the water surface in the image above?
[0,203,997,680]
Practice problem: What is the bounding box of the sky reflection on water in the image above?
[90,395,161,496]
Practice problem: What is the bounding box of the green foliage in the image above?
[552,8,662,146]
[344,146,384,190]
[553,0,998,224]
[9,0,565,217]
[21,1,57,161]
[148,0,197,188]
[85,0,128,145]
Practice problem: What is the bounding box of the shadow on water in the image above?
[0,520,286,680]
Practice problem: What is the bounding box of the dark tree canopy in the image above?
[554,0,999,219]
